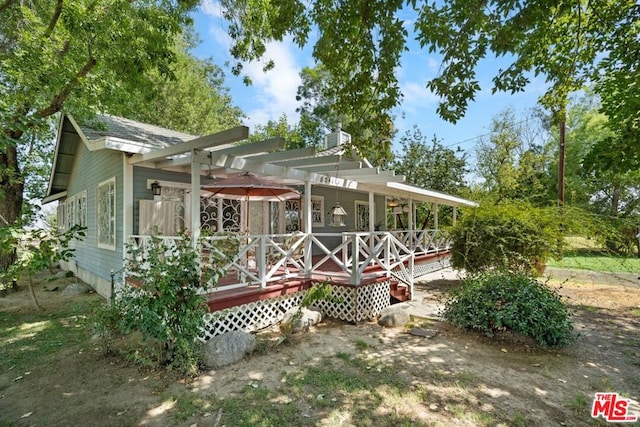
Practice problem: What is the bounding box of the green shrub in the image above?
[450,202,564,274]
[92,233,234,376]
[442,272,576,348]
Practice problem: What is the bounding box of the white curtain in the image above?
[139,200,182,235]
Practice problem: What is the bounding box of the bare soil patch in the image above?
[1,271,639,426]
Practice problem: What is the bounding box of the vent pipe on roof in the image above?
[324,122,351,149]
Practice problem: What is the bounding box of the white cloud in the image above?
[400,81,439,112]
[241,39,303,128]
[200,0,224,18]
[427,57,440,73]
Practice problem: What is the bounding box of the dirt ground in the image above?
[1,270,639,426]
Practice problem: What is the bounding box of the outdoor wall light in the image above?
[387,198,399,208]
[151,180,162,196]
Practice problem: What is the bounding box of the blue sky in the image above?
[191,2,549,164]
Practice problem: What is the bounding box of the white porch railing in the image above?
[127,229,451,295]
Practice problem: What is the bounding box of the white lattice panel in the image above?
[312,281,390,323]
[199,291,306,341]
[414,256,450,277]
[199,280,391,340]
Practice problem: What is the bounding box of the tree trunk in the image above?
[610,185,620,218]
[0,131,25,279]
[28,276,43,311]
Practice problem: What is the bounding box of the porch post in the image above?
[368,191,375,255]
[434,203,439,230]
[122,155,134,298]
[407,199,413,230]
[190,149,201,248]
[304,180,312,278]
[453,206,457,225]
[122,154,133,249]
[368,191,375,232]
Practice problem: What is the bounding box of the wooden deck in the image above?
[207,251,450,311]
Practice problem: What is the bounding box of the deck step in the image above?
[389,281,411,302]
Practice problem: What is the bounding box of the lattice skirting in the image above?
[414,256,451,277]
[199,280,391,341]
[200,291,306,341]
[311,280,390,324]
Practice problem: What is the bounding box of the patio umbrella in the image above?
[202,172,300,232]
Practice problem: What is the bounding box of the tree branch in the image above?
[35,56,97,119]
[0,0,17,14]
[44,0,64,38]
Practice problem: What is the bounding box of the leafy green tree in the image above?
[0,0,198,271]
[296,66,395,164]
[475,108,549,203]
[545,95,640,253]
[110,31,244,135]
[247,114,305,150]
[218,0,638,171]
[390,126,468,228]
[392,126,468,195]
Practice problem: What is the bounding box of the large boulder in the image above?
[203,331,256,369]
[280,307,322,334]
[378,304,410,327]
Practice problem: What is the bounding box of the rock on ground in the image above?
[203,331,256,369]
[408,327,438,338]
[378,303,410,327]
[280,307,323,334]
[61,282,89,297]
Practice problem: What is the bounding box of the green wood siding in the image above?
[62,141,123,285]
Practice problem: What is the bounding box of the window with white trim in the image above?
[96,178,116,250]
[58,191,87,231]
[311,196,324,227]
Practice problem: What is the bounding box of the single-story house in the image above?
[44,114,477,338]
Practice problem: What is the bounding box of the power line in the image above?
[441,117,533,149]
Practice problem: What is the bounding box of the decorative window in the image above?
[285,199,301,233]
[74,191,87,228]
[59,191,87,230]
[311,196,324,227]
[355,201,370,231]
[96,178,116,250]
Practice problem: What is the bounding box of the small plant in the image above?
[355,339,369,351]
[442,272,576,347]
[567,392,588,414]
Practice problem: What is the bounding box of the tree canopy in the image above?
[220,0,639,170]
[1,0,198,227]
[247,114,305,150]
[107,31,244,136]
[296,65,395,164]
[475,108,549,203]
[392,126,468,196]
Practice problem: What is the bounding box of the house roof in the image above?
[80,114,196,149]
[44,113,478,208]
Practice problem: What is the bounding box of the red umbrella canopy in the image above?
[202,173,300,201]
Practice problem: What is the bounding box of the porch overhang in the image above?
[384,182,478,207]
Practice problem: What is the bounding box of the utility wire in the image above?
[441,117,533,149]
